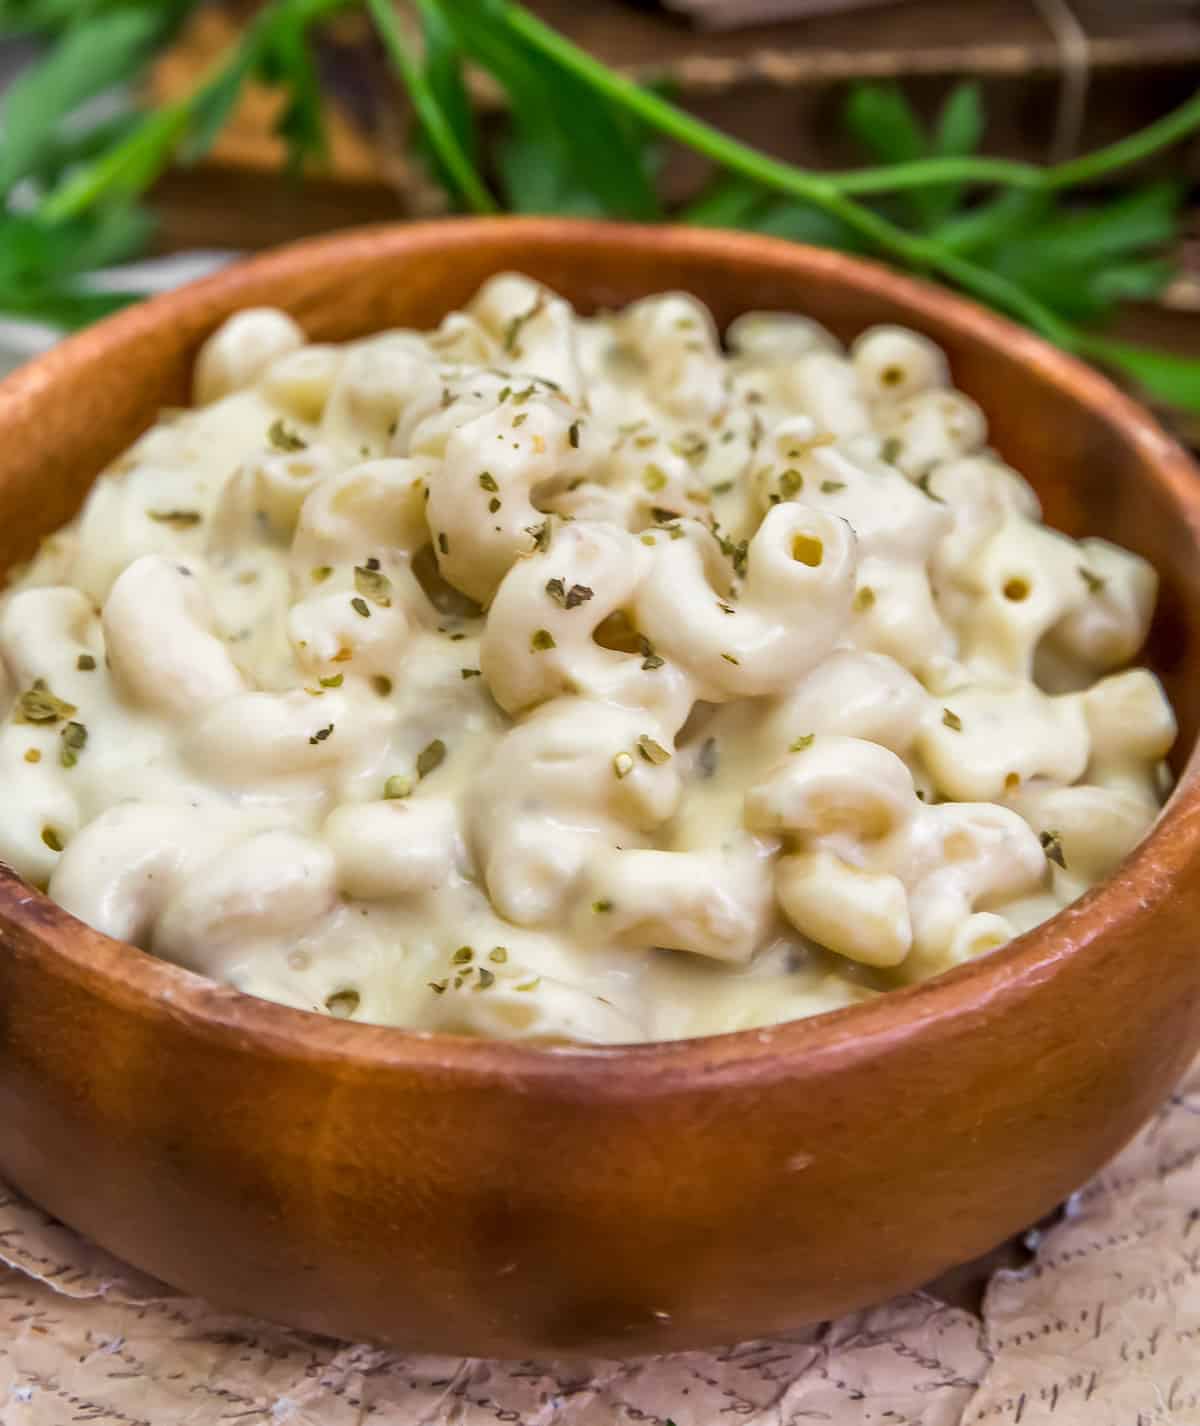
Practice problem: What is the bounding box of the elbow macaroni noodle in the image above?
[0,276,1177,1043]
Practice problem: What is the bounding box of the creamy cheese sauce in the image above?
[0,276,1176,1042]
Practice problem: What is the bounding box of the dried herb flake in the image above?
[147,508,201,528]
[16,680,76,725]
[268,418,306,452]
[1041,829,1067,868]
[60,721,88,768]
[637,735,671,765]
[917,471,944,503]
[354,565,393,607]
[503,295,545,355]
[417,739,446,778]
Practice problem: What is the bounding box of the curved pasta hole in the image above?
[675,701,721,780]
[881,365,904,388]
[675,699,719,746]
[529,474,576,509]
[1032,638,1094,695]
[1002,576,1031,602]
[592,608,643,654]
[411,544,483,621]
[792,534,824,567]
[41,825,65,852]
[1004,772,1021,791]
[325,987,360,1018]
[962,925,1009,957]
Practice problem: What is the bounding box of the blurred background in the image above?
[148,1,1200,243]
[1,0,1199,433]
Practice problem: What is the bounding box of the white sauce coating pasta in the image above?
[0,277,1177,1043]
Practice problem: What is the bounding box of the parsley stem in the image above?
[809,188,1076,345]
[366,0,496,215]
[499,2,840,211]
[41,0,357,224]
[1045,88,1200,190]
[491,1,1076,346]
[41,100,191,222]
[831,156,1043,195]
[502,2,1200,206]
[830,89,1200,196]
[920,242,1077,347]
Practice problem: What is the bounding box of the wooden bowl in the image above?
[2,219,1200,1357]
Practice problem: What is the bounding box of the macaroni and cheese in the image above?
[0,276,1176,1042]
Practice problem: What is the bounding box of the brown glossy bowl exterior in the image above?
[2,219,1200,1357]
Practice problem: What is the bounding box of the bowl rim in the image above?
[3,214,1199,1086]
